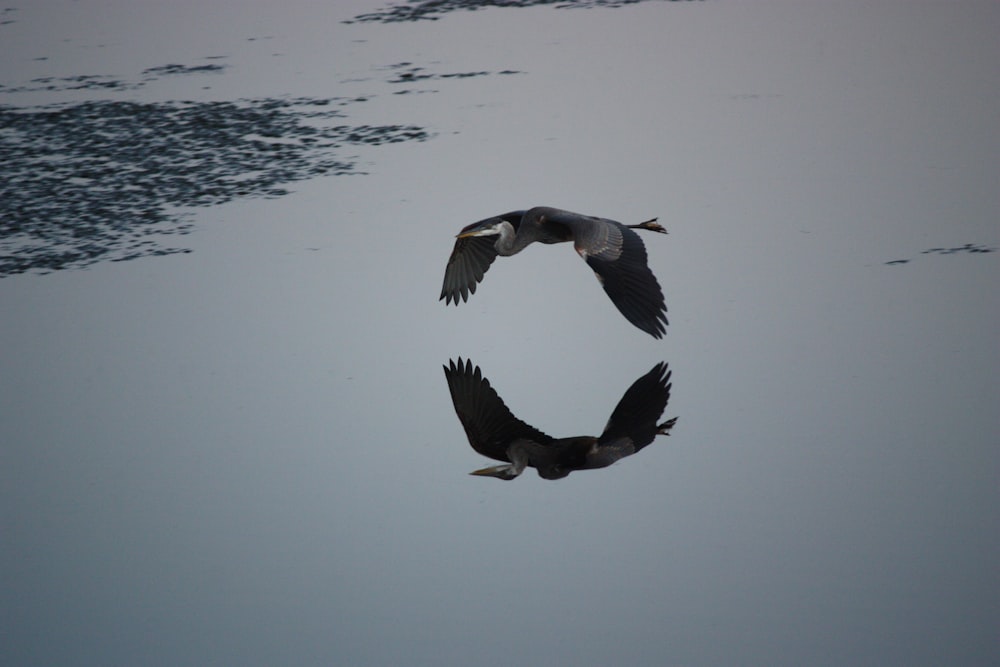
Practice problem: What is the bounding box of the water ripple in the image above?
[0,98,429,276]
[345,0,702,25]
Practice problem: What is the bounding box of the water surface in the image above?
[2,1,998,665]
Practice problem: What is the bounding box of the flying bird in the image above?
[444,358,677,480]
[440,206,668,338]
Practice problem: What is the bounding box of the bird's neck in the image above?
[494,220,527,256]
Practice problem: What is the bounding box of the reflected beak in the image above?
[469,464,517,480]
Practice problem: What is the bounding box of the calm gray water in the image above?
[2,1,998,665]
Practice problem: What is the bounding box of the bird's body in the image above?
[444,358,677,480]
[440,206,669,338]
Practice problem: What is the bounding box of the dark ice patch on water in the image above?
[345,0,702,24]
[0,98,429,277]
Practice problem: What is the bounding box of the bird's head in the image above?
[455,211,525,239]
[469,463,520,480]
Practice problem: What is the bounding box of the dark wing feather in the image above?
[596,362,672,456]
[440,236,498,305]
[444,358,553,462]
[583,222,668,338]
[440,211,525,305]
[539,209,667,338]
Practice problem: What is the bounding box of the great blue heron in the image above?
[440,206,669,338]
[444,358,677,480]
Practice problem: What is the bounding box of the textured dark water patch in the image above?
[143,63,228,77]
[921,243,995,256]
[346,0,702,24]
[885,244,996,266]
[0,74,143,94]
[0,60,230,94]
[386,63,521,84]
[0,98,429,276]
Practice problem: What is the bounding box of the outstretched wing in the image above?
[444,358,553,462]
[439,211,525,305]
[589,362,672,466]
[584,222,667,338]
[440,235,499,305]
[550,211,666,338]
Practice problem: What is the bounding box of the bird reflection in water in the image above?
[444,358,677,480]
[440,207,669,338]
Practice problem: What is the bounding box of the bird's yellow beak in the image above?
[455,223,498,239]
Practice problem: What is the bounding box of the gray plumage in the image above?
[440,206,669,338]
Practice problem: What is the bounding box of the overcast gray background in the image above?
[2,1,998,665]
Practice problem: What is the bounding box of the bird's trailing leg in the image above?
[656,417,678,436]
[628,218,667,234]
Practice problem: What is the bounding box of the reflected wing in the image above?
[444,358,553,462]
[439,235,499,305]
[594,362,672,460]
